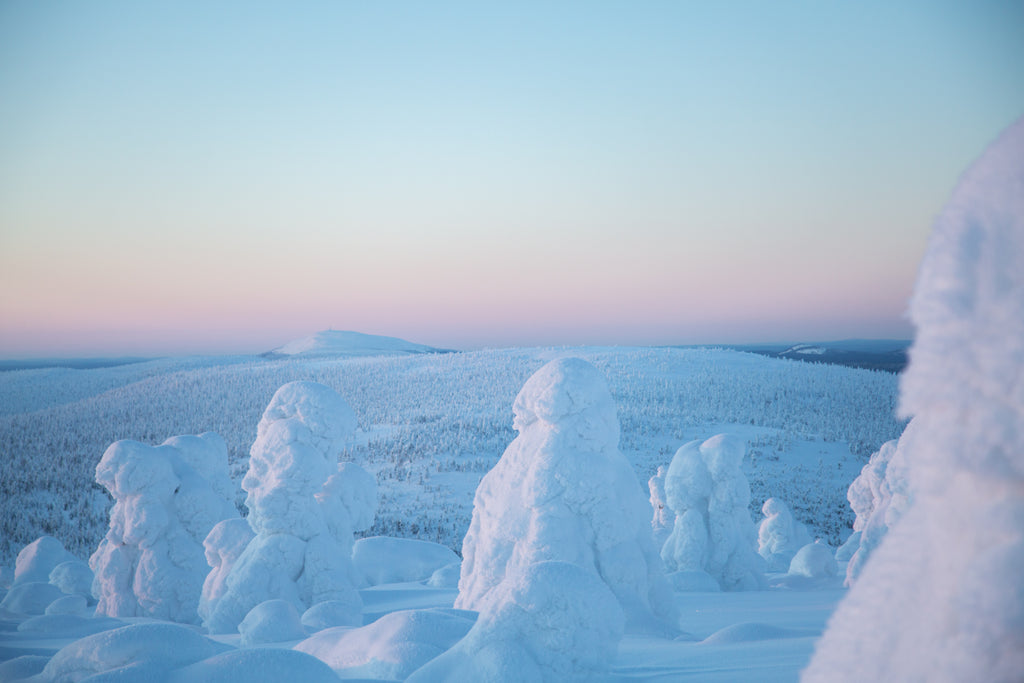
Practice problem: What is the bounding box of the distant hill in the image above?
[264,330,450,359]
[721,339,912,373]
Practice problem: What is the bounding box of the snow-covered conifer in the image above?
[649,465,672,548]
[758,497,813,572]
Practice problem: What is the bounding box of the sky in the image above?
[1,1,1022,357]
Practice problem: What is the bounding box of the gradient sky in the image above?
[1,1,1022,356]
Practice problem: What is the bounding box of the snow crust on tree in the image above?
[661,434,766,591]
[842,422,915,585]
[803,117,1024,682]
[758,497,813,572]
[649,465,672,549]
[788,542,837,578]
[455,357,677,633]
[295,608,475,680]
[197,518,254,628]
[237,599,306,646]
[88,432,238,624]
[200,381,365,634]
[48,561,93,600]
[352,536,461,586]
[13,536,75,585]
[408,560,625,682]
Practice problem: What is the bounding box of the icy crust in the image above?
[201,382,367,634]
[409,561,625,682]
[758,498,813,572]
[455,358,677,633]
[803,118,1024,682]
[88,432,238,624]
[661,435,766,590]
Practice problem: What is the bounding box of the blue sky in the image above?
[1,1,1022,355]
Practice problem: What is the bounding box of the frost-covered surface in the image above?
[455,357,677,633]
[88,432,237,624]
[352,536,461,586]
[661,435,766,591]
[409,561,625,682]
[804,118,1024,681]
[0,346,902,566]
[842,421,915,585]
[201,382,364,634]
[758,498,813,572]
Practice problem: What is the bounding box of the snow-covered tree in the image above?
[758,497,813,572]
[648,465,672,548]
[201,381,371,634]
[661,434,765,590]
[455,357,677,633]
[89,432,237,623]
[803,117,1024,682]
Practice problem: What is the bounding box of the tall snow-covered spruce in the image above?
[803,118,1024,682]
[455,357,678,635]
[200,381,373,634]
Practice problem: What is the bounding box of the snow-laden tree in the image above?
[758,497,813,572]
[661,434,765,590]
[803,117,1024,682]
[201,381,372,634]
[455,357,678,634]
[648,465,672,549]
[89,432,237,623]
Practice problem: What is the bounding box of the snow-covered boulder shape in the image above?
[169,648,340,683]
[0,582,65,615]
[48,561,93,600]
[842,422,915,585]
[352,536,461,586]
[758,498,813,572]
[454,357,677,633]
[803,118,1024,682]
[201,381,365,634]
[661,435,766,591]
[89,432,238,624]
[301,598,363,631]
[238,599,306,646]
[13,536,75,585]
[649,465,672,548]
[788,542,837,578]
[409,561,625,682]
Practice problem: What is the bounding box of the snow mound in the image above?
[238,599,306,646]
[803,117,1024,682]
[301,598,363,632]
[201,382,364,634]
[269,330,440,358]
[661,435,766,591]
[456,357,677,634]
[758,498,813,572]
[352,536,461,587]
[409,560,625,682]
[703,622,818,644]
[0,581,65,615]
[17,613,124,638]
[13,536,75,585]
[89,432,238,624]
[788,542,837,578]
[0,656,49,681]
[427,562,462,589]
[169,648,340,683]
[295,608,475,679]
[45,594,89,616]
[48,560,93,599]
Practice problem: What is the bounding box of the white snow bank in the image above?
[295,608,475,679]
[758,498,813,572]
[352,536,460,586]
[661,435,766,591]
[456,357,677,633]
[17,613,124,638]
[14,536,75,585]
[238,599,306,646]
[169,648,340,683]
[201,382,364,634]
[803,117,1024,683]
[0,656,49,681]
[36,622,228,682]
[0,582,65,615]
[788,542,837,578]
[89,432,238,624]
[702,621,818,644]
[409,560,625,682]
[427,562,462,589]
[270,329,439,357]
[44,594,88,615]
[48,561,93,599]
[301,598,363,631]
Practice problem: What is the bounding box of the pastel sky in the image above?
[1,1,1022,356]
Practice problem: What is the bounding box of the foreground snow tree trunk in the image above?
[803,117,1024,682]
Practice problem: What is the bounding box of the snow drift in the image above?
[454,357,677,633]
[803,117,1024,682]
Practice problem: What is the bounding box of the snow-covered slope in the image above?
[266,330,444,358]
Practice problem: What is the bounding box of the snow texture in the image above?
[13,537,75,585]
[200,381,364,634]
[758,497,813,572]
[352,536,460,586]
[88,432,238,624]
[788,542,837,578]
[168,648,340,683]
[842,422,915,585]
[649,466,672,549]
[295,608,475,679]
[301,598,363,631]
[455,357,677,633]
[0,582,65,615]
[238,599,306,646]
[197,518,254,628]
[45,594,89,616]
[408,560,625,682]
[803,117,1024,682]
[48,561,94,600]
[661,434,766,591]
